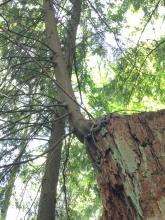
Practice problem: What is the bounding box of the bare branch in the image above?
[0,26,94,121]
[0,131,73,169]
[0,0,12,7]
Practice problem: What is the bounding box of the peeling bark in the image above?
[86,110,165,220]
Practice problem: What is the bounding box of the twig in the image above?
[0,131,73,168]
[0,0,12,7]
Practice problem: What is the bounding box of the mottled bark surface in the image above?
[87,110,165,220]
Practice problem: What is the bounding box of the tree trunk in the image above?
[1,163,19,220]
[37,1,85,219]
[1,125,29,220]
[37,110,65,220]
[43,0,91,143]
[42,1,165,219]
[86,110,165,220]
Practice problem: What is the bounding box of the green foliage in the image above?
[56,140,101,220]
[0,0,165,219]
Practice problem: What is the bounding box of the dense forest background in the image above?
[0,0,164,219]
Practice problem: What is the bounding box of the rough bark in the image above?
[86,110,165,220]
[37,110,65,220]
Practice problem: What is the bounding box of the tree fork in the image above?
[38,1,89,220]
[43,0,91,142]
[43,1,165,219]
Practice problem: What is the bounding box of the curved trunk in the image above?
[43,1,165,219]
[37,1,86,219]
[43,0,91,142]
[37,110,65,220]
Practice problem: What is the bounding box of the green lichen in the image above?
[159,197,165,216]
[158,152,165,158]
[124,174,143,219]
[109,132,143,219]
[156,130,164,142]
[111,133,140,173]
[139,145,151,177]
[100,127,108,136]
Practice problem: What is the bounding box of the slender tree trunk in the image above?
[43,0,91,143]
[1,126,29,220]
[86,110,165,220]
[37,109,65,220]
[1,164,19,220]
[37,1,85,219]
[42,1,165,219]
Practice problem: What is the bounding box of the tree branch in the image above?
[64,0,82,76]
[0,0,12,7]
[0,131,73,168]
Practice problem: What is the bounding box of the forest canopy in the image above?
[0,0,164,219]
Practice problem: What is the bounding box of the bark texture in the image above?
[37,111,65,220]
[87,110,165,220]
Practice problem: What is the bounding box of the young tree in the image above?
[0,0,164,219]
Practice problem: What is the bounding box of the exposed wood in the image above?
[86,110,165,220]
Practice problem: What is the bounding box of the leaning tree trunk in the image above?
[43,0,91,143]
[86,109,165,220]
[38,1,84,219]
[42,1,165,219]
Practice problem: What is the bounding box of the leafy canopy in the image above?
[0,0,164,219]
